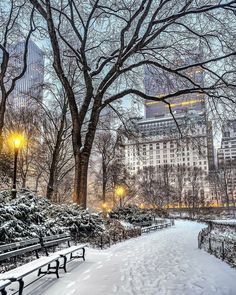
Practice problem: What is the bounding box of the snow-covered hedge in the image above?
[110,205,168,225]
[0,189,105,244]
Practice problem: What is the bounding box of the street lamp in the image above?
[8,133,25,198]
[115,185,125,207]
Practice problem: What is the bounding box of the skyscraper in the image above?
[8,40,44,108]
[122,54,216,206]
[144,61,205,119]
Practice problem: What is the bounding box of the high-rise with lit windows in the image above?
[8,40,44,109]
[123,60,216,205]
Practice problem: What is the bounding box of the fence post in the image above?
[122,229,125,240]
[209,238,212,253]
[100,235,103,249]
[222,241,225,260]
[198,231,202,249]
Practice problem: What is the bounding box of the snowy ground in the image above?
[6,220,236,295]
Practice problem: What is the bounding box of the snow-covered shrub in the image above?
[0,189,105,244]
[110,205,168,225]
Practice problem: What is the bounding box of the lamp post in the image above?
[9,134,25,198]
[115,185,125,207]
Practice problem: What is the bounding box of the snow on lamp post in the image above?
[115,185,125,207]
[8,133,26,198]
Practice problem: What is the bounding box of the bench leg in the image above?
[82,248,85,261]
[19,279,24,295]
[70,248,86,261]
[63,256,67,273]
[55,259,59,278]
[1,289,7,295]
[38,268,42,277]
[38,260,60,278]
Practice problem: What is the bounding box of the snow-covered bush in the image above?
[0,189,105,244]
[110,205,168,225]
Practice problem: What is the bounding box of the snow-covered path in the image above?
[8,221,236,295]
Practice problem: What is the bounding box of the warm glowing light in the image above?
[181,99,202,105]
[145,101,160,105]
[8,133,26,150]
[101,202,108,209]
[115,186,125,198]
[145,99,203,106]
[139,203,145,209]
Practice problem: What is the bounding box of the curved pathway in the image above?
[11,220,236,295]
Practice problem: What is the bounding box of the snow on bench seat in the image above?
[54,244,87,272]
[0,255,60,281]
[55,244,87,256]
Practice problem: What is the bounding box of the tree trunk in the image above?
[102,158,107,203]
[0,96,7,153]
[73,151,89,208]
[46,102,67,200]
[46,146,60,200]
[22,176,27,188]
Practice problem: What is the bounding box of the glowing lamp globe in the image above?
[8,133,26,150]
[115,186,125,197]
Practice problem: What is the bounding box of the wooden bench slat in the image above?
[0,239,40,253]
[0,244,41,261]
[0,255,60,281]
[42,234,70,242]
[43,237,71,247]
[55,244,87,256]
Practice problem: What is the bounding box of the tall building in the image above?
[123,57,216,206]
[124,112,214,202]
[8,40,44,108]
[217,120,236,200]
[144,62,204,119]
[218,120,236,164]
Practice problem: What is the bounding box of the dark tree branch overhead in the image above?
[0,1,36,152]
[28,0,236,207]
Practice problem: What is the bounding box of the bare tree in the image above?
[0,152,12,190]
[0,0,35,151]
[34,91,73,201]
[174,164,186,208]
[93,129,118,203]
[218,159,236,209]
[138,166,164,208]
[208,169,222,206]
[185,166,204,216]
[29,0,236,207]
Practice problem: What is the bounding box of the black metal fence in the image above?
[90,227,142,249]
[198,222,236,267]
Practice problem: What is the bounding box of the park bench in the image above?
[41,233,71,255]
[0,238,41,262]
[42,233,87,272]
[0,255,60,295]
[54,244,87,272]
[0,234,87,294]
[141,221,172,233]
[0,280,11,295]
